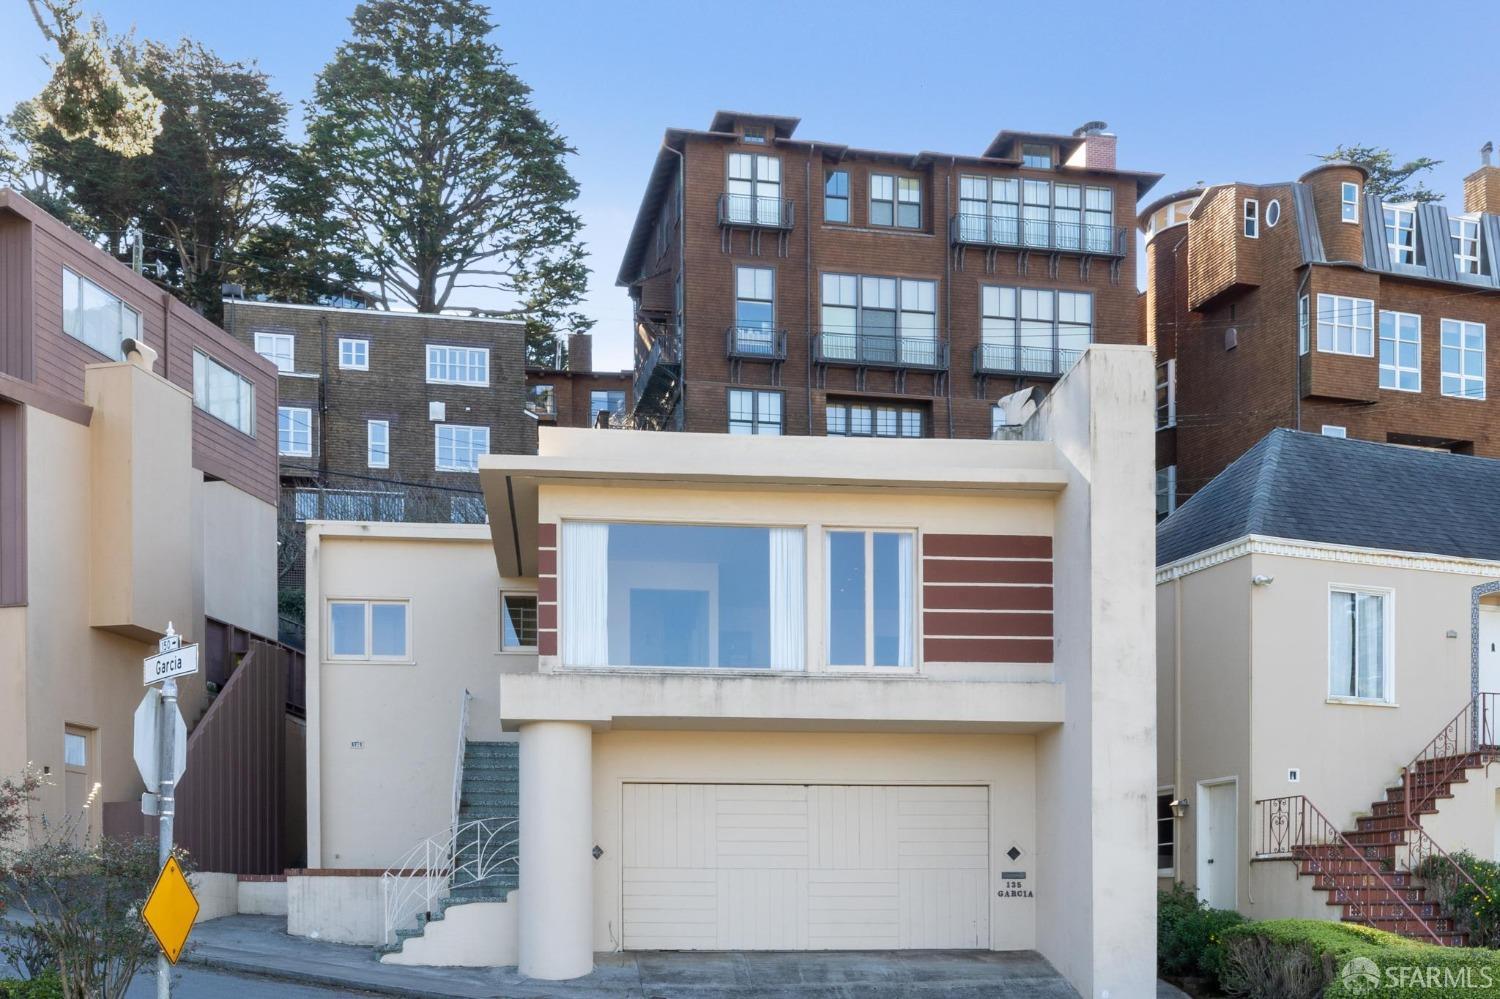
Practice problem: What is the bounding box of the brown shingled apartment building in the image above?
[1143,147,1500,515]
[617,112,1161,438]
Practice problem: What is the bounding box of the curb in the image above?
[182,949,477,999]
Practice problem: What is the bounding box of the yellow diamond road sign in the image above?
[142,857,199,964]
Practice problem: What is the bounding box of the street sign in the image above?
[142,856,199,965]
[143,644,198,686]
[133,689,186,792]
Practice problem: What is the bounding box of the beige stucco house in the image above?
[301,346,1157,999]
[0,190,280,847]
[1158,429,1500,944]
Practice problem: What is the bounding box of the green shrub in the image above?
[1158,882,1247,987]
[1222,919,1500,998]
[0,975,64,999]
[1415,850,1500,948]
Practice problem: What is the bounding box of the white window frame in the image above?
[1341,182,1360,223]
[425,344,489,386]
[1441,318,1487,401]
[339,338,369,371]
[1321,425,1347,438]
[1265,199,1281,228]
[499,591,539,652]
[434,423,490,472]
[1298,294,1310,356]
[1242,198,1259,239]
[278,406,312,457]
[367,419,390,469]
[1378,310,1421,393]
[823,528,919,673]
[1326,585,1394,705]
[1315,293,1375,357]
[253,331,295,373]
[1383,205,1417,265]
[326,599,411,663]
[193,350,256,436]
[1156,359,1176,430]
[1453,216,1483,275]
[62,267,141,360]
[1157,787,1176,877]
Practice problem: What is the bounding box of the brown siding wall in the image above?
[175,640,291,874]
[526,369,633,428]
[921,533,1053,664]
[0,213,34,379]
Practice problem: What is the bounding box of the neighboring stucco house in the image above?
[1157,429,1500,945]
[299,346,1156,998]
[0,189,283,858]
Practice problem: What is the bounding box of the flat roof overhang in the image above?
[479,430,1067,578]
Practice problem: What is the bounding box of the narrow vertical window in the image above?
[1378,312,1421,392]
[1243,198,1259,239]
[1452,217,1482,275]
[733,266,775,356]
[896,176,921,228]
[1383,205,1416,264]
[824,170,849,223]
[1440,319,1486,400]
[1328,588,1389,701]
[278,407,312,456]
[1341,182,1360,223]
[826,530,914,668]
[1298,295,1310,355]
[869,174,895,227]
[367,419,390,468]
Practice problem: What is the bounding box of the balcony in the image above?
[973,344,1084,380]
[718,193,795,230]
[814,332,948,371]
[726,326,787,361]
[949,214,1128,257]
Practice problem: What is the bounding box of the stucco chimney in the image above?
[1463,142,1500,215]
[566,332,593,374]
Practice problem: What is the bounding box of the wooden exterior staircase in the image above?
[1255,693,1500,946]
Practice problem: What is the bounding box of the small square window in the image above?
[329,600,409,661]
[339,338,369,370]
[501,593,538,651]
[254,332,295,373]
[64,732,87,768]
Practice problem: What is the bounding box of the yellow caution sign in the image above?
[142,856,199,964]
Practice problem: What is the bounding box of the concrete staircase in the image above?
[377,740,519,960]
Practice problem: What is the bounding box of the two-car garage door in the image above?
[621,783,990,950]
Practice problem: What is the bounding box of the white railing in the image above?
[379,817,519,945]
[450,688,472,829]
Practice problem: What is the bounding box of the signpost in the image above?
[139,623,199,998]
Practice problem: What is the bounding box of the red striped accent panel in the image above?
[537,522,557,547]
[923,533,1052,664]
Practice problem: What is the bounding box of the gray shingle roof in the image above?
[1157,429,1500,566]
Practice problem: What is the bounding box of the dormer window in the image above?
[743,125,767,145]
[1021,144,1053,169]
[1242,198,1259,239]
[1453,216,1482,274]
[1383,205,1417,264]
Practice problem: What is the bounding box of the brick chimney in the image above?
[1065,123,1116,171]
[1464,142,1500,215]
[566,332,593,374]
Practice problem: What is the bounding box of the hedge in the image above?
[0,976,63,999]
[1221,920,1500,998]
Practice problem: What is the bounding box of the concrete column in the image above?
[517,721,593,980]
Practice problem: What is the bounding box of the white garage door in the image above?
[621,783,989,950]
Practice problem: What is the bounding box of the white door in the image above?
[621,783,990,950]
[1480,607,1500,695]
[1197,780,1237,910]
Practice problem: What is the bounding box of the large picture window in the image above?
[819,273,938,366]
[559,522,805,671]
[1378,311,1421,392]
[1316,294,1374,356]
[193,351,255,435]
[980,286,1092,374]
[1441,319,1486,400]
[826,530,914,669]
[426,345,488,386]
[1328,587,1390,703]
[62,268,140,360]
[434,424,489,471]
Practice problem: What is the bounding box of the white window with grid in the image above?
[1378,311,1420,392]
[1441,319,1486,400]
[278,406,311,456]
[253,331,294,373]
[1316,294,1374,356]
[1242,198,1259,239]
[367,419,390,468]
[1341,182,1360,223]
[339,338,369,370]
[435,424,489,471]
[425,344,488,385]
[1452,217,1482,275]
[1383,205,1417,264]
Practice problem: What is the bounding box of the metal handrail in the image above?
[813,331,949,370]
[725,326,787,360]
[717,193,795,229]
[1399,821,1488,900]
[949,212,1127,256]
[1403,692,1499,828]
[450,689,472,831]
[1255,794,1444,945]
[379,817,518,945]
[973,343,1084,378]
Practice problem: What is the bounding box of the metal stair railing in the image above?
[451,688,472,831]
[379,817,519,946]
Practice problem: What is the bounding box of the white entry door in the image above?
[1480,607,1500,696]
[621,784,990,950]
[1197,779,1237,910]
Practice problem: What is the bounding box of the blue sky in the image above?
[2,0,1496,370]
